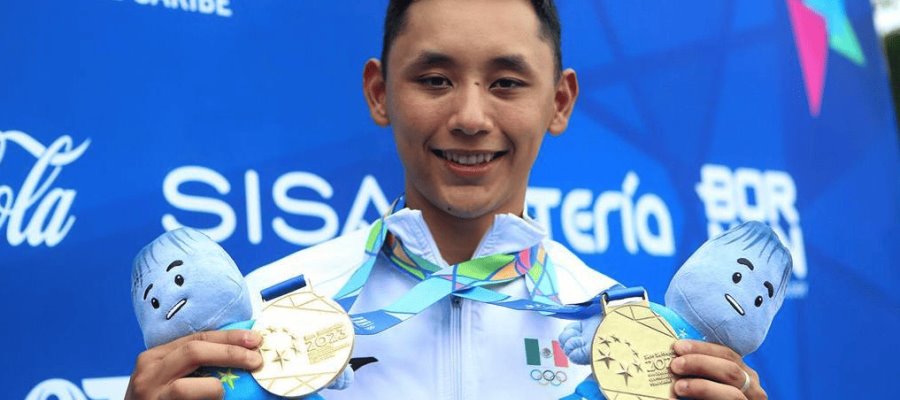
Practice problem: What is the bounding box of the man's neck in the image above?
[419,207,495,265]
[403,195,523,265]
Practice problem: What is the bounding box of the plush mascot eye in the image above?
[732,272,742,284]
[755,296,763,307]
[175,274,184,286]
[151,298,160,309]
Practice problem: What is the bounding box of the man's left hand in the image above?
[669,340,768,400]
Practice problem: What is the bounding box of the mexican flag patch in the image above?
[524,338,568,368]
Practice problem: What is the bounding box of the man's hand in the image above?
[670,340,767,400]
[125,330,263,400]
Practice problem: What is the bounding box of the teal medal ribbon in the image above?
[332,198,602,335]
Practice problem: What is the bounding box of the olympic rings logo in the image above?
[530,369,567,386]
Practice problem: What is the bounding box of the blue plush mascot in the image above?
[131,228,352,399]
[559,221,793,399]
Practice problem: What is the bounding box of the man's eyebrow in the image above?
[143,284,153,300]
[407,51,456,71]
[166,260,183,272]
[489,54,532,74]
[737,258,754,271]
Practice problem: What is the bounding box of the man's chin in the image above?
[433,194,514,220]
[441,205,489,220]
[405,183,521,221]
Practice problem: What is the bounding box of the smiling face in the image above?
[131,228,251,349]
[665,221,793,356]
[363,0,578,221]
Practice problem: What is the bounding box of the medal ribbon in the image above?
[332,199,602,335]
[385,233,565,309]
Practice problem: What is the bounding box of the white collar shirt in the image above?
[246,209,618,399]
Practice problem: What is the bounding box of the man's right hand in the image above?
[125,329,263,400]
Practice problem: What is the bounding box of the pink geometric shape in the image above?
[519,248,531,266]
[786,0,828,116]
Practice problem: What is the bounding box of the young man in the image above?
[126,0,768,399]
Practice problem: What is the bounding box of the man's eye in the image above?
[419,76,451,88]
[151,298,160,309]
[175,274,184,286]
[491,78,523,89]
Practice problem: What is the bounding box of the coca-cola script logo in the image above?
[0,130,90,247]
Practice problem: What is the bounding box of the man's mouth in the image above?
[166,299,187,320]
[725,294,745,316]
[432,149,508,165]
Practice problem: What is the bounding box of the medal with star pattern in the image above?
[251,283,354,398]
[591,291,679,400]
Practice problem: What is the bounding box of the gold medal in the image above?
[251,283,354,398]
[591,292,678,400]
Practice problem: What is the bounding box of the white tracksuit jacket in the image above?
[246,208,618,399]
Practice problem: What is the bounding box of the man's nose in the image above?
[447,84,494,136]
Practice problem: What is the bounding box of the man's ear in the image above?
[363,58,390,127]
[548,68,579,136]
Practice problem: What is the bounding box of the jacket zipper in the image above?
[451,296,463,400]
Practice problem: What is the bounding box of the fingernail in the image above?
[245,331,262,346]
[676,380,688,393]
[250,350,263,367]
[672,357,685,371]
[674,340,691,354]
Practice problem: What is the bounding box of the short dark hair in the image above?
[381,0,562,79]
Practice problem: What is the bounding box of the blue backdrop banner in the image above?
[1,1,897,399]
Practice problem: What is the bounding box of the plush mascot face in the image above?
[131,228,252,349]
[664,221,792,355]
